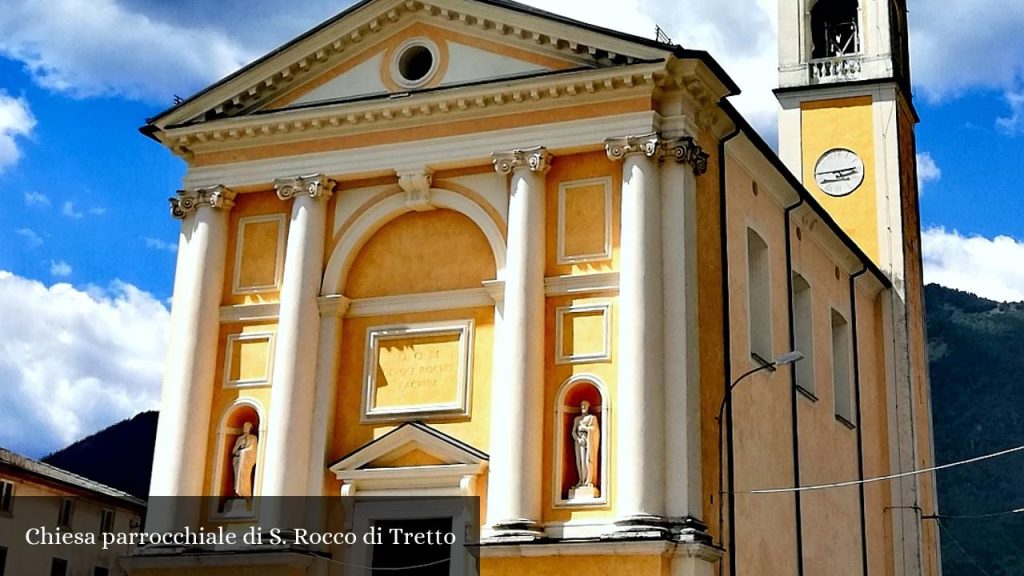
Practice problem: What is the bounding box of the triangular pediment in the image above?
[329,421,488,475]
[148,0,677,129]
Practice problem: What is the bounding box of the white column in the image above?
[605,133,667,533]
[306,295,350,497]
[662,137,713,540]
[485,147,550,539]
[147,186,234,532]
[262,175,335,526]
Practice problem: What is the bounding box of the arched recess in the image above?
[322,189,507,295]
[552,374,610,508]
[809,0,861,59]
[209,398,267,518]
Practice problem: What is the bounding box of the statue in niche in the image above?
[231,422,258,499]
[569,400,600,500]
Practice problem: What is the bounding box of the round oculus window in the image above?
[392,40,439,88]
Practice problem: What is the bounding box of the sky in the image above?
[2,0,1024,457]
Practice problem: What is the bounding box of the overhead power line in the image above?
[923,507,1024,520]
[732,443,1024,495]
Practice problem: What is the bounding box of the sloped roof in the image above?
[0,446,146,509]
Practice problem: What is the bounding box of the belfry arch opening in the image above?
[811,0,860,59]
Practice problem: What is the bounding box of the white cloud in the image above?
[0,271,168,457]
[996,91,1024,135]
[922,227,1024,302]
[61,201,83,219]
[49,261,72,277]
[0,92,35,173]
[23,191,50,207]
[15,228,42,248]
[917,152,941,195]
[521,0,779,139]
[0,0,255,103]
[143,237,178,253]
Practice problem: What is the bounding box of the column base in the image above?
[603,515,671,540]
[483,519,545,543]
[666,516,713,544]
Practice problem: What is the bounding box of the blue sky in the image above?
[1,0,1024,457]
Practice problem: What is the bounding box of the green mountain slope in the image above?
[926,284,1024,575]
[42,411,158,500]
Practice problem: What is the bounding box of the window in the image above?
[811,0,860,58]
[0,546,7,576]
[94,567,110,576]
[100,509,115,533]
[831,309,854,424]
[0,480,12,513]
[792,273,816,397]
[747,228,772,362]
[57,498,74,528]
[50,558,68,576]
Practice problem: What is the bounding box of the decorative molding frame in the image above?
[222,331,276,389]
[347,288,495,318]
[552,374,611,508]
[556,177,613,265]
[231,213,286,295]
[361,320,474,422]
[207,398,268,522]
[544,272,619,296]
[219,303,280,324]
[554,302,611,365]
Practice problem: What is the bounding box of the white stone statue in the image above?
[231,422,258,499]
[572,401,600,492]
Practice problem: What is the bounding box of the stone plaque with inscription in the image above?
[362,321,473,421]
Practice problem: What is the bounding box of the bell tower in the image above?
[776,0,914,276]
[775,3,940,576]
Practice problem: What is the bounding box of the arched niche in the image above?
[210,399,266,519]
[810,0,860,59]
[322,189,507,295]
[553,375,609,507]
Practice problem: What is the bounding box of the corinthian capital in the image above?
[169,185,236,220]
[604,132,662,162]
[492,146,551,175]
[274,174,336,202]
[663,136,710,176]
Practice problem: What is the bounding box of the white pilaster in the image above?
[485,147,550,540]
[147,186,235,532]
[262,175,335,524]
[661,136,711,539]
[605,133,667,533]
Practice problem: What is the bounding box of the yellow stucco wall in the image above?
[724,156,799,575]
[481,553,667,576]
[222,191,289,306]
[801,97,880,262]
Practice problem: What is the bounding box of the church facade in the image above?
[134,0,939,574]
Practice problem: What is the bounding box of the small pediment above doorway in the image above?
[329,421,488,496]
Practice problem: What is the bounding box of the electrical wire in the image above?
[924,507,1024,520]
[936,520,995,576]
[732,443,1024,495]
[303,551,454,571]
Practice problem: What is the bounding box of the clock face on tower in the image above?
[814,148,865,197]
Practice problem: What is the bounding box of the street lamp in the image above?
[717,350,804,561]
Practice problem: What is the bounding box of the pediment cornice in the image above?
[149,0,679,132]
[159,62,671,159]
